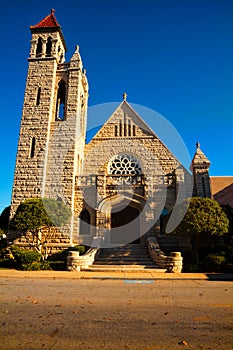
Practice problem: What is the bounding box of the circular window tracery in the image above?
[108,154,142,175]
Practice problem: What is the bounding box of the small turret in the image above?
[70,45,83,70]
[191,142,211,197]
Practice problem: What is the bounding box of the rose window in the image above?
[108,154,142,175]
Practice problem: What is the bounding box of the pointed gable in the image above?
[90,100,156,141]
[85,97,184,177]
[30,9,60,29]
[191,142,210,169]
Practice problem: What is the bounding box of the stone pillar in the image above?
[41,39,47,57]
[30,39,37,58]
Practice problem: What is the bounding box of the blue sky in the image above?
[1,0,233,212]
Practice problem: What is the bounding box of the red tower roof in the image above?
[30,9,67,51]
[30,9,60,29]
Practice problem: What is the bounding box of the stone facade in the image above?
[10,12,88,241]
[10,11,212,251]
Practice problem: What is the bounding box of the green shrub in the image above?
[69,245,86,255]
[48,249,69,261]
[0,257,15,269]
[11,246,42,270]
[49,261,66,270]
[202,253,226,272]
[0,246,14,268]
[47,250,67,270]
[183,264,200,273]
[23,260,51,271]
[0,229,7,249]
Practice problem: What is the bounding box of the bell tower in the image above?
[10,9,88,238]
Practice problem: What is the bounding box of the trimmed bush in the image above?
[202,253,226,272]
[10,246,42,270]
[183,264,200,273]
[48,249,69,261]
[69,245,86,255]
[49,261,66,270]
[24,260,51,271]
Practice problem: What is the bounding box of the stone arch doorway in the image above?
[110,204,141,245]
[98,193,146,246]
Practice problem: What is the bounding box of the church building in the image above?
[10,10,212,252]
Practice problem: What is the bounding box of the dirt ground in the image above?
[0,274,233,349]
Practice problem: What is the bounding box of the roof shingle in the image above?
[210,176,233,195]
[30,9,60,29]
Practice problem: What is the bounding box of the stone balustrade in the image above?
[67,237,102,271]
[147,237,183,273]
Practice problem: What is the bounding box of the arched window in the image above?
[79,209,90,235]
[55,80,66,120]
[30,137,36,158]
[36,37,42,57]
[36,87,41,106]
[46,37,52,56]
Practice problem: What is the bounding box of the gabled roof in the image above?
[210,176,233,195]
[30,9,60,29]
[210,177,233,207]
[86,95,185,170]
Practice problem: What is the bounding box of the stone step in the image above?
[96,262,154,266]
[82,265,167,273]
[99,246,148,251]
[100,250,149,255]
[98,252,150,257]
[99,248,149,254]
[97,257,153,262]
[94,244,156,268]
[103,244,146,248]
[97,255,151,260]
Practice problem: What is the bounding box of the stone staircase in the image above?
[82,244,166,272]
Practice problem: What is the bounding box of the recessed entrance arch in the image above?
[111,205,140,244]
[98,192,146,246]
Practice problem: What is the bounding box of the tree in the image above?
[0,206,10,249]
[221,204,233,239]
[10,198,71,258]
[170,197,229,264]
[0,206,10,231]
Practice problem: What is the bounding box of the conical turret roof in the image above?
[30,9,60,29]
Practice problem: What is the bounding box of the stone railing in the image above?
[147,237,183,273]
[106,174,145,187]
[67,237,102,271]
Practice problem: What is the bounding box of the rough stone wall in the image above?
[11,19,194,248]
[83,101,190,208]
[193,169,211,198]
[84,102,181,176]
[10,58,58,218]
[73,101,192,240]
[11,27,88,247]
[12,226,71,255]
[10,29,67,219]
